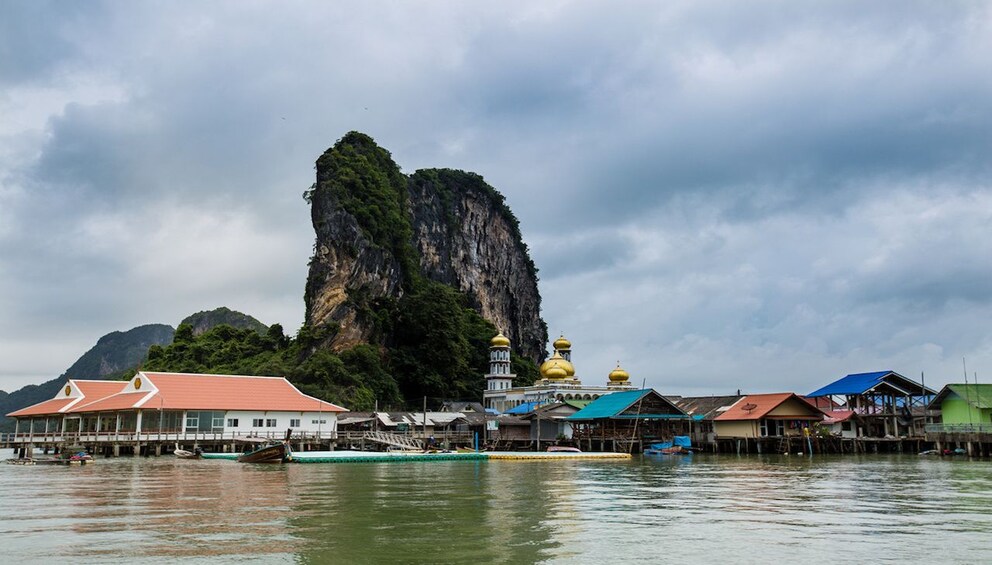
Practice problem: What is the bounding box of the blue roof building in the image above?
[807,371,936,438]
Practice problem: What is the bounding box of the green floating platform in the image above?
[199,451,487,463]
[197,450,627,464]
[295,452,488,464]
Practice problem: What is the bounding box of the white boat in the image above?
[174,444,202,459]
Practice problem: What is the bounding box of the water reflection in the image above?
[1,454,991,563]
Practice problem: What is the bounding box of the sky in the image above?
[2,1,991,396]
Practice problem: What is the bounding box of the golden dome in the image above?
[490,332,510,348]
[608,363,630,383]
[539,350,576,379]
[553,334,572,350]
[544,362,568,380]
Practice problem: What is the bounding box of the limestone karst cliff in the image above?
[304,132,547,364]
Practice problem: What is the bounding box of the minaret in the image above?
[553,334,572,362]
[485,331,515,392]
[607,362,633,388]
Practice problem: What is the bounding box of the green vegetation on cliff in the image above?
[408,168,539,282]
[297,132,543,408]
[306,131,418,290]
[141,283,540,411]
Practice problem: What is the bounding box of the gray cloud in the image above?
[1,1,991,395]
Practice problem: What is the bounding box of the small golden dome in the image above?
[553,334,572,350]
[544,362,568,380]
[490,332,510,348]
[608,363,630,383]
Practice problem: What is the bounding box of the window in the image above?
[253,418,264,427]
[290,419,300,428]
[227,418,239,428]
[185,411,225,432]
[311,419,327,425]
[841,421,852,431]
[760,419,785,437]
[266,419,277,427]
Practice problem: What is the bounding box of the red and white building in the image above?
[6,371,347,446]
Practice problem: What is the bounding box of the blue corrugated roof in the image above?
[807,371,893,397]
[504,401,543,415]
[567,389,649,420]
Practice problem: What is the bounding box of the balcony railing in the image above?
[0,430,340,445]
[0,429,475,446]
[925,423,992,434]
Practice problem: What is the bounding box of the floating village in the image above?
[4,331,991,465]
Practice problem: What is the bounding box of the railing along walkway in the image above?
[925,424,992,434]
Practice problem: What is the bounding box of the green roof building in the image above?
[929,384,992,427]
[926,384,992,456]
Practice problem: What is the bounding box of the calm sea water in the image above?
[2,452,991,564]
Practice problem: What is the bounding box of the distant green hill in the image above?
[0,308,269,432]
[181,307,267,336]
[0,324,175,431]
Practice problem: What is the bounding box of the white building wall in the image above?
[222,410,339,435]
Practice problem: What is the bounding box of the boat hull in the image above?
[237,443,290,463]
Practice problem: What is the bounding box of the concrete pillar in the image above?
[112,444,120,457]
[154,444,161,456]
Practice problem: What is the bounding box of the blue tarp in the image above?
[504,401,542,415]
[649,437,691,450]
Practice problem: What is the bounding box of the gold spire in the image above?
[553,334,572,350]
[608,362,630,383]
[490,330,511,348]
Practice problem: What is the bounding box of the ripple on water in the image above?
[1,454,991,563]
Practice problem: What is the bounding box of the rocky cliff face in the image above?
[304,133,547,363]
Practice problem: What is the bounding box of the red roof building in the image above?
[6,372,348,441]
[714,393,825,438]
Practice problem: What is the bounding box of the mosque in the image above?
[482,331,635,413]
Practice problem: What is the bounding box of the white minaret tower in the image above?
[485,331,515,392]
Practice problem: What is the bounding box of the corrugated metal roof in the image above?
[809,371,935,397]
[567,389,648,419]
[375,412,466,426]
[808,371,894,397]
[672,395,744,420]
[567,389,688,420]
[942,384,992,409]
[715,393,824,421]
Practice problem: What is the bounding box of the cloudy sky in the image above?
[2,1,991,396]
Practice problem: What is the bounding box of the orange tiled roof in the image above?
[69,372,347,413]
[74,391,154,412]
[715,393,823,421]
[75,380,131,399]
[7,397,78,417]
[5,380,129,417]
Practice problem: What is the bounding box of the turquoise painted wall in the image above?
[941,393,992,425]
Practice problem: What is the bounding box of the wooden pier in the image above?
[1,429,476,458]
